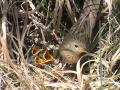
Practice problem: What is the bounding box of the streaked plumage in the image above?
[59,0,101,64]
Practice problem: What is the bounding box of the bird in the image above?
[59,0,101,64]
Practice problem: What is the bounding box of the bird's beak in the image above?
[79,48,88,56]
[79,48,87,53]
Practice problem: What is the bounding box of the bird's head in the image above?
[59,36,88,64]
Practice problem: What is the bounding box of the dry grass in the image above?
[0,0,120,90]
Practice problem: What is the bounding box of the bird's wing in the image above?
[70,0,101,45]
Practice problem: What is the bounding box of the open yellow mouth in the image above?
[32,47,54,64]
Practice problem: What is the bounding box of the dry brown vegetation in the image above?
[0,0,120,90]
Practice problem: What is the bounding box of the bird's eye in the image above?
[74,44,78,48]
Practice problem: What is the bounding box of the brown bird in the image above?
[59,0,101,64]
